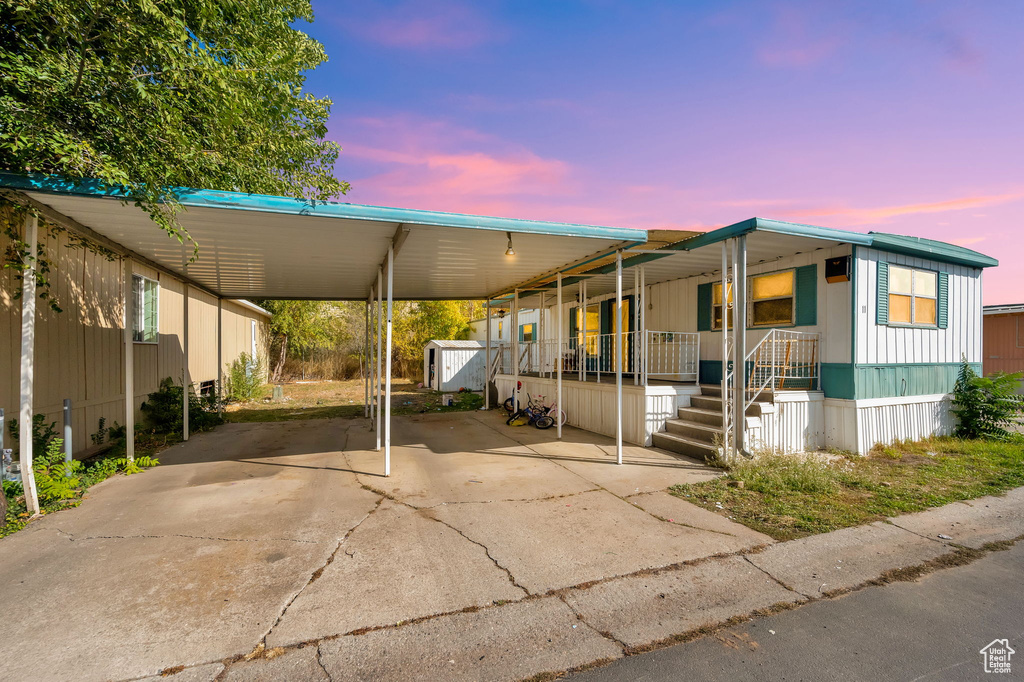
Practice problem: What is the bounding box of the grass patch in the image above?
[225,379,483,423]
[671,437,1024,541]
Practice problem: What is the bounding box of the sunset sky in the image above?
[305,1,1023,303]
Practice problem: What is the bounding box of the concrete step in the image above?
[676,407,725,427]
[690,394,768,415]
[699,383,723,397]
[652,431,718,460]
[664,418,721,443]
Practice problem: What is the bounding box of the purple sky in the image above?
[304,1,1023,303]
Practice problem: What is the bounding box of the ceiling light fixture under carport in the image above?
[505,231,515,256]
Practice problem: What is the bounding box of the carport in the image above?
[1,172,648,514]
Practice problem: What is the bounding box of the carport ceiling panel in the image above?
[28,192,397,299]
[391,225,629,300]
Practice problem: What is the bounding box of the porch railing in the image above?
[491,330,699,384]
[744,329,820,408]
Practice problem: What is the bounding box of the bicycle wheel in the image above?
[556,409,567,426]
[534,415,555,429]
[502,397,516,413]
[506,410,530,427]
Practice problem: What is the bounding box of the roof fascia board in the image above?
[0,172,644,242]
[866,233,998,269]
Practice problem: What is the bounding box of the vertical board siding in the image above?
[856,396,954,453]
[1,223,269,456]
[750,394,825,454]
[983,313,1024,376]
[856,248,982,365]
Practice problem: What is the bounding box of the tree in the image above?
[1,0,346,284]
[257,299,340,382]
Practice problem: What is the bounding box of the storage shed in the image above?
[983,304,1024,389]
[423,340,486,392]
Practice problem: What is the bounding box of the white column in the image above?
[217,298,223,416]
[364,297,370,418]
[484,300,491,409]
[123,257,135,462]
[375,268,382,448]
[512,290,519,411]
[580,280,587,382]
[721,241,731,459]
[384,242,394,476]
[556,272,563,439]
[633,267,639,386]
[640,266,647,387]
[538,291,545,377]
[733,235,748,458]
[182,284,189,441]
[615,250,623,465]
[19,215,40,515]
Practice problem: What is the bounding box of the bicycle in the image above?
[505,393,566,430]
[530,394,567,429]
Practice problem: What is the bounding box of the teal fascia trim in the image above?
[668,217,874,253]
[0,172,646,242]
[867,232,998,269]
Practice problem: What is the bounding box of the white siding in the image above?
[424,343,486,392]
[824,395,954,454]
[750,392,825,454]
[855,248,982,365]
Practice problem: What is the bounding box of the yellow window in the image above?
[752,271,794,299]
[887,265,937,326]
[750,270,794,327]
[889,294,912,323]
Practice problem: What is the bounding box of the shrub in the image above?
[227,353,267,402]
[6,414,58,457]
[952,359,1024,440]
[140,377,223,435]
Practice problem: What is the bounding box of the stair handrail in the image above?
[743,329,820,410]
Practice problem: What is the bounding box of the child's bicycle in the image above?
[504,392,566,430]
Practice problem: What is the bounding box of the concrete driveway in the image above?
[0,410,771,682]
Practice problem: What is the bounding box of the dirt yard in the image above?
[224,379,482,422]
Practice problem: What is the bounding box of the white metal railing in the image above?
[493,330,699,384]
[744,329,820,408]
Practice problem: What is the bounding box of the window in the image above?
[888,265,937,326]
[498,320,503,339]
[521,323,535,342]
[711,270,795,329]
[750,270,794,327]
[132,275,159,343]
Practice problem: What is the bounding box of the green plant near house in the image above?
[140,377,223,435]
[90,417,108,446]
[6,414,58,456]
[226,353,267,403]
[951,359,1024,440]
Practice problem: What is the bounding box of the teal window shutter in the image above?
[697,283,712,331]
[794,264,817,326]
[876,261,889,325]
[518,325,524,342]
[569,306,578,338]
[937,272,949,329]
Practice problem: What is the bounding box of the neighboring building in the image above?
[423,340,486,392]
[491,219,996,455]
[1,225,269,456]
[983,303,1024,382]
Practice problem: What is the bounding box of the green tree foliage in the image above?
[257,299,341,381]
[0,0,347,299]
[952,359,1024,440]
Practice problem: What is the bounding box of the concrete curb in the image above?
[136,488,1024,682]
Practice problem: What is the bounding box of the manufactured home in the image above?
[487,219,996,456]
[1,210,270,457]
[468,309,543,345]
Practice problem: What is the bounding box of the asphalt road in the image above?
[571,542,1024,681]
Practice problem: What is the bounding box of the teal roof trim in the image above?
[867,232,998,269]
[0,172,646,242]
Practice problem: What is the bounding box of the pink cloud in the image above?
[786,191,1024,226]
[756,4,845,67]
[334,1,496,50]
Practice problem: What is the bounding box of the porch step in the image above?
[652,431,718,460]
[664,418,720,443]
[690,394,767,415]
[675,407,726,427]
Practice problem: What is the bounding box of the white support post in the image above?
[633,267,639,386]
[484,300,491,410]
[384,243,394,477]
[580,279,587,382]
[123,257,135,462]
[513,290,519,411]
[615,250,623,464]
[182,284,190,441]
[640,265,647,387]
[722,240,731,460]
[364,297,370,418]
[375,268,382,448]
[556,272,563,440]
[217,298,223,417]
[538,292,545,377]
[19,214,40,515]
[733,235,748,458]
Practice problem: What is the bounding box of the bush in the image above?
[952,359,1024,440]
[226,353,267,402]
[6,414,58,457]
[140,377,223,434]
